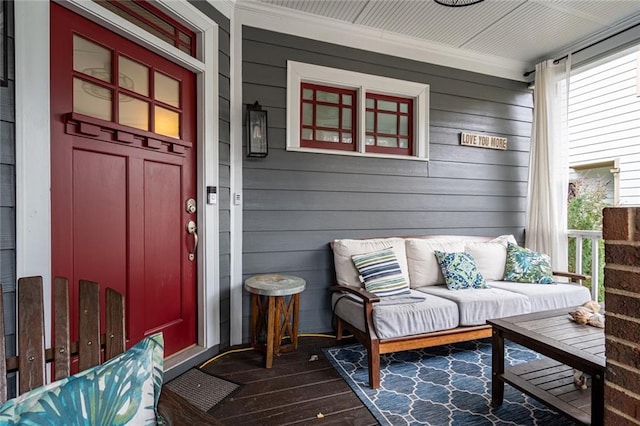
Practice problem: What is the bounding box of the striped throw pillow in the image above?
[351,247,410,297]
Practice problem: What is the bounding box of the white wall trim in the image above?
[229,9,244,346]
[235,0,528,82]
[193,11,221,351]
[205,0,235,20]
[15,0,52,344]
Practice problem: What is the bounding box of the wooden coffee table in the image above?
[487,308,605,426]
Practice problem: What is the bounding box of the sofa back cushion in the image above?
[405,239,465,287]
[464,235,517,281]
[332,238,409,288]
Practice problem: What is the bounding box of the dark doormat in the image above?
[165,369,240,412]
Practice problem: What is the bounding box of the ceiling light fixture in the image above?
[434,0,484,7]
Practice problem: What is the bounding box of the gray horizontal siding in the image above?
[241,27,532,340]
[245,169,526,196]
[1,0,16,377]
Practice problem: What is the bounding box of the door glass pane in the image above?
[119,56,149,96]
[178,31,191,44]
[400,103,408,113]
[378,100,397,111]
[377,136,398,147]
[377,113,397,134]
[342,133,352,144]
[119,94,149,131]
[301,128,313,140]
[399,138,409,148]
[155,72,180,108]
[342,108,352,130]
[366,111,374,132]
[342,94,352,106]
[73,78,112,121]
[317,91,339,103]
[366,98,374,108]
[400,116,408,136]
[155,106,180,138]
[316,105,339,128]
[73,35,112,83]
[302,88,314,100]
[365,136,375,146]
[316,130,339,142]
[302,103,314,126]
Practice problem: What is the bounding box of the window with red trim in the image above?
[365,93,413,156]
[98,0,196,57]
[300,83,357,151]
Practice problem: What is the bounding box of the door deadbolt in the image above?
[186,198,196,214]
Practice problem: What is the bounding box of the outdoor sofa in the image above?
[329,235,591,388]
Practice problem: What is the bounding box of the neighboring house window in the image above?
[300,83,357,151]
[287,61,429,160]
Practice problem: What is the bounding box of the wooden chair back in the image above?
[0,276,125,403]
[0,276,224,425]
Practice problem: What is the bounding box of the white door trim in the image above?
[15,0,220,357]
[229,9,244,346]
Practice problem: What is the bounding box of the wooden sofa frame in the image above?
[329,237,589,389]
[0,276,221,425]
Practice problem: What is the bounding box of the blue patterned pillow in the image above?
[504,243,554,284]
[0,333,164,425]
[434,251,487,290]
[351,247,410,297]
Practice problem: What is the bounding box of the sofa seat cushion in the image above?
[415,285,531,326]
[488,281,592,313]
[332,289,459,339]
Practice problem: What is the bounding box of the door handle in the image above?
[186,220,197,261]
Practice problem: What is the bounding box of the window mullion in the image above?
[357,88,366,154]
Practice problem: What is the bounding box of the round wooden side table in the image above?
[244,274,306,368]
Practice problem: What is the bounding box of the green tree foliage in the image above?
[567,177,607,301]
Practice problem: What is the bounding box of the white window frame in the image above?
[287,61,429,161]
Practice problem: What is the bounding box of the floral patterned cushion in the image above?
[0,333,164,425]
[504,243,554,284]
[434,251,487,290]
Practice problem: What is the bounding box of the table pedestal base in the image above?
[250,293,300,368]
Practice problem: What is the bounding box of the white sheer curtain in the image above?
[525,58,571,271]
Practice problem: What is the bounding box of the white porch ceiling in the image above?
[245,0,640,79]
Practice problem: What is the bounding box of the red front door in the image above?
[50,3,197,356]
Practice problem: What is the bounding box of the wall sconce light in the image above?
[246,101,268,158]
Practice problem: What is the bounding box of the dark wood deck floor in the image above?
[200,336,378,425]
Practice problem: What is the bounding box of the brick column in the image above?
[602,207,640,424]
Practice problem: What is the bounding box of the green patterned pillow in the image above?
[434,251,487,290]
[351,247,410,297]
[504,243,554,284]
[0,333,164,425]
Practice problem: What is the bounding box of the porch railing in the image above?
[567,229,603,302]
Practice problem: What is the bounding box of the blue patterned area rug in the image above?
[324,339,573,425]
